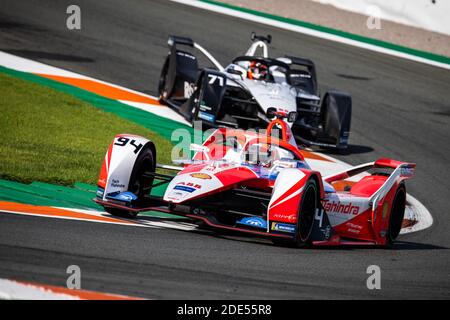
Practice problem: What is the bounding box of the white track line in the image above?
[0,279,76,300]
[0,209,147,228]
[0,51,91,79]
[0,51,188,125]
[171,0,450,70]
[401,195,433,234]
[118,100,190,125]
[0,278,141,300]
[65,207,199,231]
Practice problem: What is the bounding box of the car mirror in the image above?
[266,107,277,119]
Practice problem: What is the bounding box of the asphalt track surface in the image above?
[1,0,449,299]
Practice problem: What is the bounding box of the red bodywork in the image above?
[95,122,415,247]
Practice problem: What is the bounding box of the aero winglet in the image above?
[374,158,416,170]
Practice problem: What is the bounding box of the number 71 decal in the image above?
[208,74,224,86]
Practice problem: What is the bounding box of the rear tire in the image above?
[105,146,155,219]
[385,184,406,247]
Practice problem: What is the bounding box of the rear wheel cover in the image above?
[387,185,406,245]
[158,57,170,100]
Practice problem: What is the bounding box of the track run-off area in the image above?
[0,0,449,299]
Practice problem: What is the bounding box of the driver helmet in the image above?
[246,143,272,167]
[247,61,268,80]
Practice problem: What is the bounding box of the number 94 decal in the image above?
[114,137,143,154]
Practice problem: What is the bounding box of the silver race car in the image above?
[158,33,352,150]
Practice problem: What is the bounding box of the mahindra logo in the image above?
[322,201,360,215]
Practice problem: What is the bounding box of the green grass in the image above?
[0,72,173,185]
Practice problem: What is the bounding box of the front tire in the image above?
[105,146,155,219]
[272,177,318,248]
[295,178,318,247]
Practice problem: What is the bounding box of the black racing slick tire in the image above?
[385,184,406,248]
[295,178,318,247]
[105,146,155,219]
[272,177,318,248]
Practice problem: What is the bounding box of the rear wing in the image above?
[369,159,415,211]
[324,158,416,219]
[324,162,374,184]
[324,158,415,185]
[168,35,224,71]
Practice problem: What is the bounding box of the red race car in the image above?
[94,118,415,248]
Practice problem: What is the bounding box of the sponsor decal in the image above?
[172,182,202,194]
[176,51,195,60]
[400,167,414,177]
[166,191,184,201]
[291,73,311,79]
[174,185,196,193]
[199,103,212,111]
[106,191,137,202]
[345,222,362,234]
[322,201,360,215]
[271,222,296,233]
[204,163,236,173]
[272,213,296,222]
[199,111,215,122]
[96,188,104,198]
[346,222,362,230]
[110,179,125,188]
[177,182,201,189]
[190,173,212,180]
[236,216,267,229]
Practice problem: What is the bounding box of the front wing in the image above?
[93,196,382,246]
